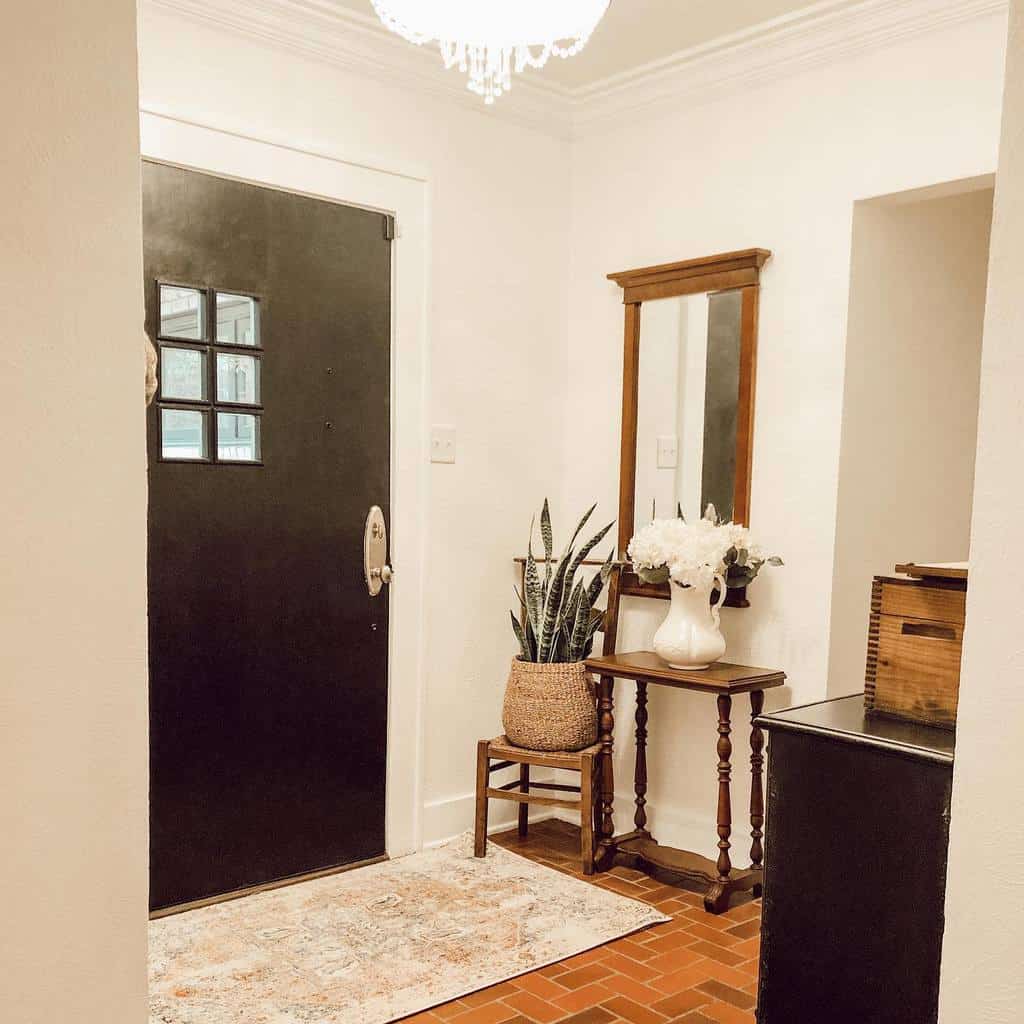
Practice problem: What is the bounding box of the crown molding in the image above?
[143,0,1008,143]
[142,0,576,140]
[571,0,1008,136]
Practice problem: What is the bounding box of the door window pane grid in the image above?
[155,281,263,465]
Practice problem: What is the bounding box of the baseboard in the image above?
[422,791,556,849]
[427,790,735,865]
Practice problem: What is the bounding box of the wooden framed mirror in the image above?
[609,248,771,603]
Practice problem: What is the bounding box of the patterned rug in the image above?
[149,833,668,1024]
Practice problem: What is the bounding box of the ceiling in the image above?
[337,0,853,90]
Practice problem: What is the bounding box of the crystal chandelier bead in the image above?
[371,1,611,104]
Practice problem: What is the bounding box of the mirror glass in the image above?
[634,289,743,529]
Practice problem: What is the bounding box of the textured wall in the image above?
[0,2,149,1020]
[940,3,1024,1020]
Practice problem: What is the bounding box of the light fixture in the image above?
[370,1,611,104]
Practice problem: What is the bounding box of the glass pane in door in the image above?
[216,412,260,462]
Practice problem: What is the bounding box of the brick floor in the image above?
[398,820,760,1024]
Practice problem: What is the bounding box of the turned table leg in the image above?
[705,694,733,913]
[634,680,649,835]
[597,673,616,864]
[749,690,765,895]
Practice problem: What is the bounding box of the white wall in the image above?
[138,7,572,845]
[564,12,1007,857]
[940,2,1024,1019]
[0,2,149,1021]
[827,184,992,696]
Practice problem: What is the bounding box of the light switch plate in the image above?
[657,435,679,469]
[430,424,456,464]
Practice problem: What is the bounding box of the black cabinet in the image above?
[755,695,954,1024]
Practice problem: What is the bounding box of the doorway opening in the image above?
[827,175,994,696]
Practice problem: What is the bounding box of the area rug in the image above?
[149,833,668,1024]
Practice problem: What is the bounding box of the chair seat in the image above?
[476,733,601,874]
[487,735,602,769]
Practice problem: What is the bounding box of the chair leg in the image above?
[518,764,530,837]
[474,740,490,858]
[580,752,596,875]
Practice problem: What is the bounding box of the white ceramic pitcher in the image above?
[652,574,727,670]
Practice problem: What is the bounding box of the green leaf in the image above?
[727,565,755,586]
[636,564,670,585]
[528,504,616,662]
[582,608,605,659]
[553,622,571,664]
[563,520,614,595]
[538,547,573,662]
[564,503,597,556]
[587,549,614,606]
[524,613,537,661]
[510,611,530,660]
[525,548,543,634]
[540,499,553,585]
[568,587,591,661]
[552,520,611,641]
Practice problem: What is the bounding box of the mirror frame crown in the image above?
[608,248,772,561]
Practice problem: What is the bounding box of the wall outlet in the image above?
[657,434,679,469]
[430,425,456,464]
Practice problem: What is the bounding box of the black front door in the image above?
[143,162,392,912]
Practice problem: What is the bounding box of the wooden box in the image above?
[864,567,967,730]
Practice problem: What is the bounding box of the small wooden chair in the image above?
[474,735,603,874]
[473,564,623,875]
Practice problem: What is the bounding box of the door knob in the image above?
[363,505,393,596]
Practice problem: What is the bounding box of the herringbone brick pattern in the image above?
[399,820,760,1024]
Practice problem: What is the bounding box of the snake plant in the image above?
[511,500,615,664]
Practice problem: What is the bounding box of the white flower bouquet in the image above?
[628,505,782,591]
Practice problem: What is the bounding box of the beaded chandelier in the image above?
[370,1,612,104]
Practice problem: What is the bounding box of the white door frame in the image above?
[140,109,429,859]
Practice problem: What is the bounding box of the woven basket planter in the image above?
[501,658,598,752]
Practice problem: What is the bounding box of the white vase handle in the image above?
[712,573,728,629]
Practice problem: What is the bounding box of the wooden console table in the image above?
[584,651,786,913]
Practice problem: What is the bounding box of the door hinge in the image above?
[383,214,396,241]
